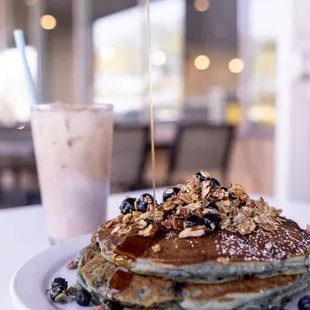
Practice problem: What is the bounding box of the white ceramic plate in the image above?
[10,233,310,310]
[11,234,92,310]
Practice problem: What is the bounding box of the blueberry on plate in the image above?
[221,186,228,191]
[268,306,283,310]
[206,203,219,212]
[51,277,68,290]
[163,186,180,202]
[195,171,210,182]
[202,213,220,231]
[185,215,201,227]
[119,197,136,215]
[137,193,154,213]
[76,288,92,306]
[298,295,310,310]
[210,177,220,187]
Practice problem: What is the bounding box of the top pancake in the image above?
[97,219,310,283]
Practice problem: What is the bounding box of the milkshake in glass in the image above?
[31,103,113,244]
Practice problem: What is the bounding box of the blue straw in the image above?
[13,29,38,105]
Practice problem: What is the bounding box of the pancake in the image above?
[77,243,310,310]
[94,172,310,283]
[97,219,310,283]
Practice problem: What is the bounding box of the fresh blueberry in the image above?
[185,215,201,227]
[210,178,220,187]
[221,186,228,191]
[195,171,210,182]
[51,277,68,290]
[50,286,66,303]
[163,186,180,202]
[268,307,283,310]
[119,197,136,215]
[228,192,237,200]
[104,300,123,310]
[206,203,219,212]
[76,288,92,306]
[298,295,310,310]
[202,214,220,231]
[137,193,154,213]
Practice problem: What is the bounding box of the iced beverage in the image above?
[31,103,113,244]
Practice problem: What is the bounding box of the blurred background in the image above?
[0,0,306,208]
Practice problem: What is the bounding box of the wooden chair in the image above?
[168,122,235,185]
[111,124,149,192]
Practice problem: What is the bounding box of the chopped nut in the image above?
[132,211,142,218]
[172,217,184,230]
[135,219,148,230]
[92,306,106,310]
[106,215,123,227]
[307,224,310,235]
[200,170,210,179]
[176,206,190,217]
[187,202,202,211]
[237,218,256,235]
[201,181,211,199]
[138,224,157,237]
[67,285,77,296]
[55,292,67,303]
[161,220,173,230]
[66,259,78,270]
[136,211,153,221]
[122,213,133,224]
[163,201,177,211]
[118,226,132,235]
[152,244,161,252]
[155,210,164,221]
[111,224,121,234]
[216,257,229,264]
[179,226,205,238]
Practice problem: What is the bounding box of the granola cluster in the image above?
[108,170,286,239]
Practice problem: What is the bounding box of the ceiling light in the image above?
[40,15,57,30]
[194,0,210,12]
[194,55,210,70]
[228,58,244,73]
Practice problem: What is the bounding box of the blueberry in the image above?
[51,277,68,290]
[268,307,284,310]
[195,171,210,182]
[173,282,186,296]
[76,288,92,306]
[119,197,136,215]
[228,192,237,200]
[210,178,220,187]
[104,300,123,310]
[137,194,154,213]
[298,295,310,310]
[185,215,201,227]
[221,186,228,191]
[206,203,219,212]
[163,186,180,202]
[202,214,220,231]
[50,286,67,303]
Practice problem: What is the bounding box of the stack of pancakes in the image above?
[76,172,310,309]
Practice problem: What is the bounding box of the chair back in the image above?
[169,122,235,183]
[111,124,149,190]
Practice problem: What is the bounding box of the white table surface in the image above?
[1,189,310,309]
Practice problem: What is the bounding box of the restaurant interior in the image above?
[0,0,305,208]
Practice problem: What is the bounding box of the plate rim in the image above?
[10,234,91,310]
